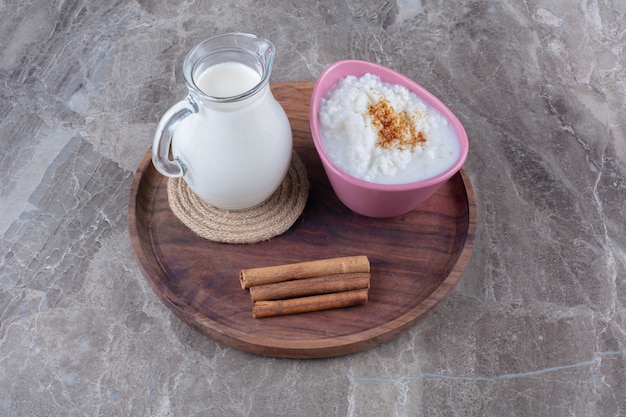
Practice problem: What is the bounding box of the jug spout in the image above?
[255,37,275,73]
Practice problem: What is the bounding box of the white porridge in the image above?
[318,73,460,184]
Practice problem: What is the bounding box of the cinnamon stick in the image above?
[240,256,370,289]
[249,272,370,302]
[252,289,369,318]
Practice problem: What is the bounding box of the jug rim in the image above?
[182,32,275,104]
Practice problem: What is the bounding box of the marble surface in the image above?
[1,0,625,415]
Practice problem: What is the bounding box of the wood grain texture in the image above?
[127,81,477,358]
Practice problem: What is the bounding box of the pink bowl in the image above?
[309,60,469,218]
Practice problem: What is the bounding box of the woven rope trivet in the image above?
[167,152,309,244]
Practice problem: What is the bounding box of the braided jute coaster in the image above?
[167,152,309,244]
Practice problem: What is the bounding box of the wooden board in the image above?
[127,81,477,358]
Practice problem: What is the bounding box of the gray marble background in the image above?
[1,0,625,416]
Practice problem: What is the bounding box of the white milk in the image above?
[196,61,260,97]
[170,61,293,209]
[319,73,460,184]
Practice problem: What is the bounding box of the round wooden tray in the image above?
[128,81,477,358]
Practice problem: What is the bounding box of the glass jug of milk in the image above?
[152,33,293,210]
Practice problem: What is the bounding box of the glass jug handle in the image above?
[151,97,198,177]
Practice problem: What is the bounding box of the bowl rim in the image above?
[309,59,469,191]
